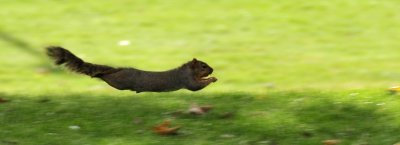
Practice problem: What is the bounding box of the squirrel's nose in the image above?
[210,68,213,74]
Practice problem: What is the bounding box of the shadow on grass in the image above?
[0,30,51,68]
[0,92,399,145]
[0,31,40,57]
[291,97,400,144]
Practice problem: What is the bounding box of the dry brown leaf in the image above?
[0,98,9,103]
[167,110,184,117]
[200,106,213,112]
[219,112,234,119]
[152,120,180,135]
[322,139,341,145]
[188,104,213,115]
[301,131,313,138]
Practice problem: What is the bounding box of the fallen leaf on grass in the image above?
[301,131,313,138]
[388,86,400,94]
[164,110,184,117]
[188,104,213,115]
[0,140,18,145]
[153,120,180,135]
[0,98,9,103]
[322,139,341,145]
[219,112,234,119]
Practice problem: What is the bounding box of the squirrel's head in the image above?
[188,58,214,80]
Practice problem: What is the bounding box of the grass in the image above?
[1,0,400,144]
[2,91,400,145]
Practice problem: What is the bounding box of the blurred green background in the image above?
[1,0,400,94]
[1,0,400,145]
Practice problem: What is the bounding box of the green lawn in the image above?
[1,0,400,144]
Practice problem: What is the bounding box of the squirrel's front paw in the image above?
[210,77,217,82]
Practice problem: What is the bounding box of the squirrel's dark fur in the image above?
[46,46,217,93]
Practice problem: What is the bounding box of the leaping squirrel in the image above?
[46,46,217,93]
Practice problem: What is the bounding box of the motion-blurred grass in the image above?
[1,0,400,144]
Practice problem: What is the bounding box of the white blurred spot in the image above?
[239,140,249,145]
[175,40,186,46]
[390,86,400,89]
[118,40,130,46]
[45,112,55,116]
[220,134,235,138]
[376,103,386,106]
[292,98,304,102]
[88,85,107,91]
[258,140,270,144]
[135,129,145,134]
[264,83,275,89]
[349,93,359,96]
[69,125,80,130]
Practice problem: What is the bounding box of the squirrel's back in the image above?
[100,68,185,92]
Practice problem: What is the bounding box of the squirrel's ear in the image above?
[190,58,198,68]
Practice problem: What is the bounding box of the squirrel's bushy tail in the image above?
[46,46,118,77]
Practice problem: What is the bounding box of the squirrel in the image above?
[46,46,217,93]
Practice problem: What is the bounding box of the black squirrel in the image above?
[46,46,217,93]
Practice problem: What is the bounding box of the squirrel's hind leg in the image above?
[99,72,129,90]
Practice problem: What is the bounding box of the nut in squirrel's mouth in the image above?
[199,72,214,80]
[200,75,212,80]
[194,71,209,80]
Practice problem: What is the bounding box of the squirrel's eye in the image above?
[202,65,207,68]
